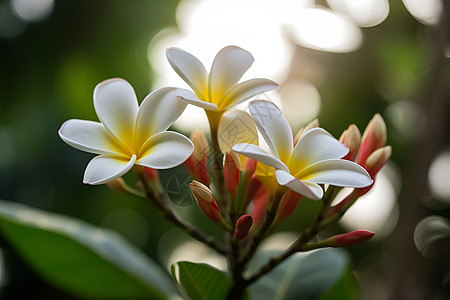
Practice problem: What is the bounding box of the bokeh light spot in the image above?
[278,79,321,131]
[339,166,399,237]
[328,0,390,27]
[402,0,443,25]
[11,0,54,22]
[385,100,427,142]
[428,150,450,204]
[287,7,362,53]
[414,215,450,257]
[0,1,26,38]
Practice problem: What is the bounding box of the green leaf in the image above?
[248,248,349,300]
[0,200,179,299]
[172,261,230,300]
[319,266,357,300]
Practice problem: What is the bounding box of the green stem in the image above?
[240,190,284,265]
[245,186,338,285]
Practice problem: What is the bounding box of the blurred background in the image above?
[0,0,449,299]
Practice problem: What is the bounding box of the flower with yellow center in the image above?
[59,78,194,185]
[233,100,373,200]
[166,45,278,112]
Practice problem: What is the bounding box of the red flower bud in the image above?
[339,124,361,161]
[190,180,222,223]
[276,190,303,222]
[224,150,240,195]
[358,114,386,165]
[243,158,257,178]
[325,230,375,247]
[248,177,270,227]
[185,130,210,186]
[144,167,159,182]
[234,214,253,240]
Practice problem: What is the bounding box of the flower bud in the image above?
[364,146,392,178]
[243,176,264,211]
[185,130,210,186]
[276,190,303,223]
[243,158,257,178]
[107,177,128,193]
[339,124,361,161]
[323,230,375,247]
[224,150,241,195]
[234,214,253,240]
[190,180,222,223]
[358,114,386,165]
[356,146,391,196]
[144,167,159,182]
[294,119,319,145]
[248,177,270,227]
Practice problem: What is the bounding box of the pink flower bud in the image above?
[190,180,222,223]
[294,119,319,146]
[234,214,253,240]
[185,130,210,186]
[325,230,375,247]
[224,150,240,195]
[358,114,386,165]
[339,124,361,161]
[276,190,303,222]
[144,167,159,182]
[243,176,264,211]
[243,158,257,178]
[248,177,270,227]
[364,146,392,178]
[357,146,392,196]
[107,177,128,193]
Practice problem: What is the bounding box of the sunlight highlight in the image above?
[327,0,389,27]
[428,150,450,204]
[11,0,54,22]
[339,166,399,237]
[402,0,443,25]
[288,7,362,53]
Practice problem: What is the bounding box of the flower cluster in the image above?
[59,45,390,299]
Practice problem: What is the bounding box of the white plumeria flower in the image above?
[232,100,373,200]
[59,78,194,185]
[166,45,278,112]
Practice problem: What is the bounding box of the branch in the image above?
[136,171,227,255]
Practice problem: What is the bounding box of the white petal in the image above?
[209,46,254,102]
[166,47,208,100]
[232,143,289,172]
[136,87,187,148]
[218,110,258,153]
[275,170,323,200]
[290,128,349,175]
[137,131,194,169]
[83,155,136,185]
[249,100,293,162]
[59,119,127,156]
[93,78,138,147]
[177,89,218,111]
[219,78,279,110]
[297,159,373,188]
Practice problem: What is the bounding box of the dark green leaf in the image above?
[248,248,348,300]
[319,266,357,300]
[172,261,230,300]
[0,200,178,299]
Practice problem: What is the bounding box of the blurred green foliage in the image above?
[0,0,449,299]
